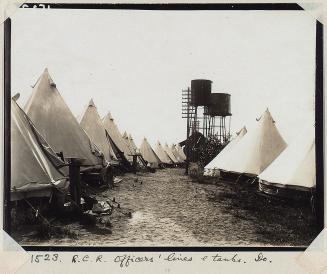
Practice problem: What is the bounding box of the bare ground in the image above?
[12,168,318,247]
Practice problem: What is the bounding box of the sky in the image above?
[11,9,316,148]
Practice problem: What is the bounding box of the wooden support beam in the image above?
[132,155,138,174]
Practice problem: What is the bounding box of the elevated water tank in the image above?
[208,93,231,116]
[190,79,212,106]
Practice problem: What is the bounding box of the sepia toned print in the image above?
[6,5,322,248]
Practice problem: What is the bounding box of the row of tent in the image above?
[11,68,186,201]
[204,109,315,199]
[140,138,186,168]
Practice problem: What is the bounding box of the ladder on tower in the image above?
[182,88,195,119]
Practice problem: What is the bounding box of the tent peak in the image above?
[237,126,247,136]
[12,93,20,101]
[256,108,274,123]
[122,131,128,139]
[104,111,114,121]
[263,108,275,123]
[40,67,56,88]
[88,98,95,107]
[42,67,50,79]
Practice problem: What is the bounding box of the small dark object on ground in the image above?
[188,163,204,179]
[82,195,98,211]
[80,212,97,226]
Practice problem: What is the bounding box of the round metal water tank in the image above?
[208,93,231,116]
[190,79,212,106]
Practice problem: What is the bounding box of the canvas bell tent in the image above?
[204,126,247,177]
[122,131,129,149]
[122,131,128,139]
[219,109,287,178]
[122,131,135,154]
[140,138,161,168]
[122,132,146,168]
[128,134,139,154]
[24,68,104,168]
[164,143,179,164]
[259,128,315,199]
[171,144,185,163]
[155,141,174,165]
[11,98,69,201]
[102,112,134,163]
[79,99,118,163]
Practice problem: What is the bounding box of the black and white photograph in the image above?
[4,3,323,250]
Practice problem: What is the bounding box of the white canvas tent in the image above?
[122,131,134,153]
[219,109,287,177]
[11,98,69,201]
[171,144,185,163]
[79,99,118,163]
[102,112,133,162]
[128,134,139,154]
[155,142,173,164]
[24,68,104,167]
[140,138,161,168]
[204,126,247,177]
[259,127,315,192]
[164,143,179,164]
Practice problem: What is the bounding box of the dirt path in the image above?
[16,168,317,246]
